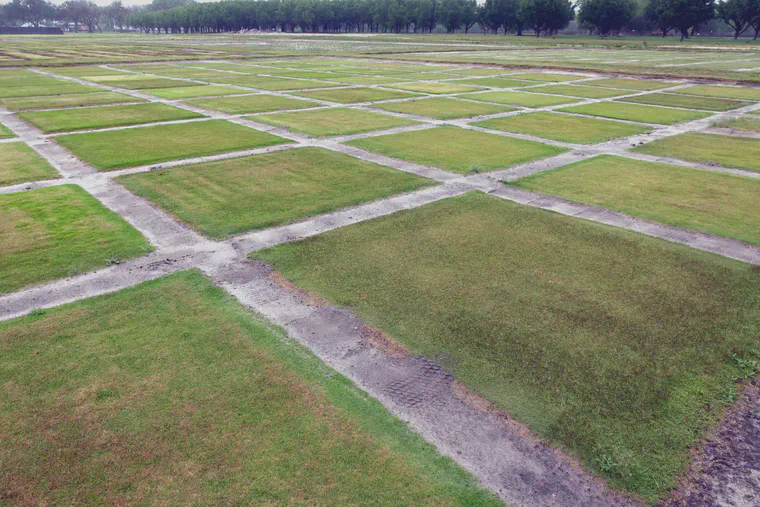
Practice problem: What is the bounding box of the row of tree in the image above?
[0,0,136,32]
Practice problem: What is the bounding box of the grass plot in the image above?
[621,93,748,112]
[348,126,564,174]
[256,192,760,502]
[475,112,651,144]
[513,155,760,246]
[0,271,499,505]
[118,147,433,239]
[0,123,15,139]
[187,94,316,114]
[294,86,420,104]
[0,83,99,99]
[633,132,760,173]
[0,92,142,112]
[453,77,538,88]
[20,103,203,133]
[373,97,515,119]
[583,78,676,91]
[0,184,151,293]
[714,116,760,133]
[0,142,59,186]
[56,120,288,171]
[558,102,710,125]
[147,85,243,99]
[255,108,419,137]
[467,91,580,108]
[671,84,760,101]
[386,82,482,95]
[529,84,628,99]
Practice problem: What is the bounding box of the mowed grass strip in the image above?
[510,72,586,82]
[209,75,336,91]
[474,112,652,144]
[147,85,243,99]
[0,185,151,293]
[56,120,288,171]
[467,91,580,108]
[255,192,760,502]
[187,94,316,114]
[671,84,760,101]
[558,102,710,124]
[584,78,677,91]
[0,92,143,112]
[254,108,420,137]
[347,126,564,174]
[19,103,203,133]
[117,78,203,90]
[322,75,407,85]
[386,82,482,95]
[633,132,760,173]
[621,93,749,111]
[0,142,59,186]
[0,270,500,506]
[117,147,434,239]
[373,97,516,119]
[528,84,628,99]
[449,77,538,88]
[295,86,420,104]
[513,155,760,245]
[0,83,100,99]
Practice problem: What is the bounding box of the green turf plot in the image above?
[83,73,163,83]
[187,94,315,114]
[0,141,59,186]
[320,75,406,85]
[373,97,516,119]
[529,84,629,99]
[474,112,651,144]
[208,75,336,91]
[633,132,760,173]
[0,271,500,506]
[117,78,203,90]
[118,147,433,239]
[261,70,342,80]
[513,154,760,246]
[347,126,564,174]
[451,68,512,77]
[255,108,419,138]
[294,87,420,104]
[56,120,288,171]
[583,78,677,91]
[386,82,482,95]
[0,123,15,139]
[146,85,242,99]
[0,185,151,293]
[671,84,760,101]
[0,91,144,112]
[255,191,760,502]
[467,91,580,108]
[452,77,541,88]
[558,102,710,125]
[0,83,100,99]
[52,66,125,77]
[510,72,586,82]
[409,72,463,81]
[714,116,760,133]
[621,93,749,112]
[20,103,203,134]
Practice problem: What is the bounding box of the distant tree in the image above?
[20,0,56,26]
[717,0,755,37]
[517,0,574,36]
[105,0,127,31]
[577,0,637,36]
[1,0,26,26]
[748,0,760,38]
[645,0,674,35]
[672,0,715,39]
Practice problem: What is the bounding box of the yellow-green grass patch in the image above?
[453,77,544,88]
[474,112,651,144]
[0,91,144,112]
[254,108,420,138]
[558,102,710,124]
[467,91,581,108]
[208,75,337,91]
[527,84,629,99]
[671,84,760,101]
[321,75,406,85]
[117,147,434,238]
[633,132,760,173]
[620,93,749,112]
[20,103,203,134]
[255,191,760,502]
[0,83,100,99]
[294,86,421,104]
[347,126,564,174]
[513,154,760,245]
[373,97,516,119]
[186,94,316,114]
[56,120,288,171]
[0,270,500,505]
[584,78,677,91]
[510,72,586,82]
[0,141,59,186]
[147,85,243,99]
[386,82,482,95]
[120,78,204,90]
[0,123,15,139]
[0,184,151,293]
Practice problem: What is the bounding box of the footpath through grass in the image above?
[0,141,59,186]
[0,185,151,293]
[256,192,760,502]
[513,155,760,245]
[633,132,760,173]
[0,270,500,505]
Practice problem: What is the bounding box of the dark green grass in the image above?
[186,94,316,114]
[255,192,760,502]
[633,132,760,173]
[19,103,203,133]
[513,155,760,245]
[474,112,652,144]
[0,270,500,505]
[558,102,711,124]
[0,141,59,186]
[146,85,242,99]
[373,97,515,119]
[255,108,419,137]
[621,93,749,111]
[294,87,421,103]
[117,147,434,239]
[55,120,288,171]
[0,184,151,293]
[347,126,565,174]
[0,92,144,112]
[467,91,580,108]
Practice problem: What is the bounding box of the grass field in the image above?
[633,132,760,172]
[512,155,760,245]
[255,192,760,502]
[511,72,585,82]
[55,120,289,170]
[474,112,652,144]
[0,91,142,112]
[20,103,203,133]
[0,83,100,98]
[0,123,15,139]
[453,77,538,88]
[386,82,483,94]
[294,86,420,103]
[0,185,151,293]
[715,116,760,133]
[0,270,499,505]
[187,94,316,114]
[527,84,629,99]
[0,142,59,186]
[558,102,711,124]
[583,78,677,90]
[255,108,419,137]
[372,97,515,119]
[117,147,434,238]
[621,93,750,111]
[671,85,760,101]
[467,91,580,108]
[348,126,565,174]
[145,85,243,99]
